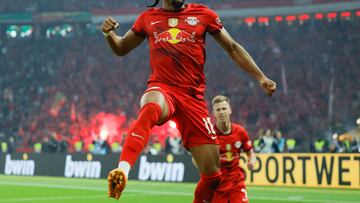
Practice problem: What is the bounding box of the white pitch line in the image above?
[0,194,141,202]
[0,181,192,196]
[252,196,360,203]
[287,196,304,200]
[0,181,359,203]
[0,195,104,202]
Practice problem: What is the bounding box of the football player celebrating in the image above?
[102,0,275,202]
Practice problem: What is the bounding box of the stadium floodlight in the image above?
[356,11,360,17]
[315,13,324,19]
[332,133,338,140]
[274,16,283,22]
[244,17,256,27]
[286,15,296,22]
[356,118,360,125]
[327,12,337,19]
[298,14,310,21]
[341,12,351,18]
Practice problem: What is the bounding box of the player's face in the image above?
[163,0,185,9]
[213,101,232,123]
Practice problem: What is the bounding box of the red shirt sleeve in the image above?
[131,11,147,38]
[204,7,223,35]
[241,128,253,152]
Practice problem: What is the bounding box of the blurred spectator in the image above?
[273,130,285,153]
[42,133,59,153]
[313,138,326,153]
[165,136,183,155]
[260,129,275,153]
[328,143,338,153]
[91,138,111,155]
[286,138,296,153]
[253,129,264,152]
[6,136,16,153]
[149,136,162,155]
[351,138,360,153]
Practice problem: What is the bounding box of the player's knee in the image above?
[141,91,166,107]
[194,171,222,200]
[142,93,168,115]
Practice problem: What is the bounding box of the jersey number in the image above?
[202,117,215,134]
[241,188,248,201]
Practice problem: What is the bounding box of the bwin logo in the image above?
[138,155,185,182]
[4,154,35,176]
[64,154,101,178]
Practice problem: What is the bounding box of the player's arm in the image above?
[102,17,145,56]
[245,148,256,170]
[211,29,276,97]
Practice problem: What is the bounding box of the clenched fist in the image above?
[102,17,120,35]
[259,77,276,97]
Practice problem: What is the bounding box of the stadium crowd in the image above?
[0,15,359,154]
[0,0,338,13]
[0,0,233,12]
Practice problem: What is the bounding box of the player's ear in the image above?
[228,103,232,115]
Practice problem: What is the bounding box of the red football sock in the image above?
[193,171,221,203]
[119,103,161,167]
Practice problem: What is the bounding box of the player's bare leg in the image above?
[108,90,169,199]
[190,144,221,203]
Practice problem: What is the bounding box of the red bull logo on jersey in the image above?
[154,28,196,44]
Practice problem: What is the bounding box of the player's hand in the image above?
[102,17,119,35]
[247,159,255,170]
[107,168,127,200]
[259,77,276,97]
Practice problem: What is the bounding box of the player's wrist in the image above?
[102,30,113,37]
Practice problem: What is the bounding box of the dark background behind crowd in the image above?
[0,1,359,154]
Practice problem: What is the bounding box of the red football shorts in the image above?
[212,176,248,203]
[144,83,218,150]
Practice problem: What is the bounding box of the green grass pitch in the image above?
[0,175,359,203]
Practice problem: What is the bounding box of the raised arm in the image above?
[102,17,145,56]
[212,28,276,97]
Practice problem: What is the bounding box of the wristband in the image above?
[103,31,113,37]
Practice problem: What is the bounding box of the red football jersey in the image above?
[131,4,223,95]
[216,123,253,181]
